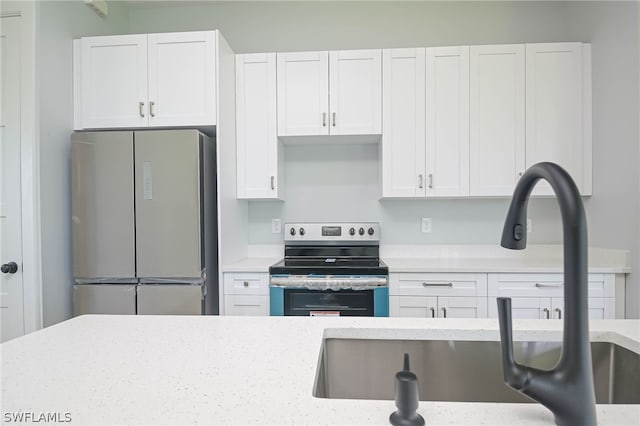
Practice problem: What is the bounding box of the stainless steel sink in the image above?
[313,339,640,404]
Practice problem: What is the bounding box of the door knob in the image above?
[1,262,18,274]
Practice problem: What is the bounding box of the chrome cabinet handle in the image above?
[332,112,336,127]
[139,101,145,117]
[422,282,453,287]
[150,101,156,117]
[322,113,327,127]
[430,307,435,318]
[535,283,563,288]
[418,174,424,189]
[428,173,433,189]
[555,308,562,319]
[441,307,447,318]
[243,281,249,287]
[543,308,550,319]
[270,176,275,190]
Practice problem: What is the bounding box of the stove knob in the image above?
[368,227,375,236]
[349,227,355,236]
[299,227,305,236]
[358,227,365,236]
[289,227,296,236]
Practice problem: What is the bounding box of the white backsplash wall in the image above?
[248,143,563,245]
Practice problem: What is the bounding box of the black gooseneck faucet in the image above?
[497,162,596,426]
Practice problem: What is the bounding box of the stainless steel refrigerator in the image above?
[71,129,218,315]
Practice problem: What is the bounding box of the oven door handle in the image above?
[270,276,388,288]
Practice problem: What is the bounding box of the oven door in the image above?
[284,288,374,316]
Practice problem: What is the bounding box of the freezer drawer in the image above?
[73,284,136,315]
[136,284,204,315]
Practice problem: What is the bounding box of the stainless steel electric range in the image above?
[269,222,389,317]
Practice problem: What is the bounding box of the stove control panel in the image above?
[284,223,380,241]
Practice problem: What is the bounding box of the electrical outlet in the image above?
[527,218,532,233]
[421,218,432,233]
[271,219,281,234]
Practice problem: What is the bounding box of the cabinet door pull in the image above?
[243,281,249,287]
[542,308,550,319]
[150,101,156,117]
[270,176,275,190]
[332,112,336,127]
[428,173,433,189]
[535,283,562,288]
[418,174,424,189]
[139,101,145,117]
[429,307,435,318]
[322,112,327,127]
[441,307,447,318]
[555,308,562,319]
[422,282,453,287]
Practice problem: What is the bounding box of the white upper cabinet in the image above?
[469,44,525,196]
[81,34,148,129]
[277,50,381,137]
[382,48,426,197]
[277,51,328,136]
[147,31,216,127]
[469,42,591,197]
[425,46,469,197]
[236,53,281,199]
[329,50,382,135]
[526,42,592,196]
[382,46,469,198]
[76,31,217,129]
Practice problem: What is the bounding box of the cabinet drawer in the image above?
[224,295,270,316]
[487,273,614,298]
[390,273,486,297]
[223,272,269,295]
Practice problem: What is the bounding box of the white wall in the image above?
[247,143,562,245]
[37,0,129,326]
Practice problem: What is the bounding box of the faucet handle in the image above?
[497,297,530,390]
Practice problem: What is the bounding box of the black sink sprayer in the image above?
[497,162,597,426]
[389,353,425,426]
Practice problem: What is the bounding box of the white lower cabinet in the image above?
[390,295,486,319]
[222,272,269,316]
[391,271,621,320]
[487,273,617,320]
[389,273,488,318]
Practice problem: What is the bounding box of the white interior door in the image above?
[1,16,25,342]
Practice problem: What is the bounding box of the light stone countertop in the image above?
[382,257,631,273]
[1,315,639,425]
[222,257,281,273]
